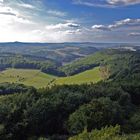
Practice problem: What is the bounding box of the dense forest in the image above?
[0,53,64,76]
[0,74,139,139]
[0,48,139,140]
[1,48,140,78]
[60,49,139,76]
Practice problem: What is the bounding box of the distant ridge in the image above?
[0,42,139,48]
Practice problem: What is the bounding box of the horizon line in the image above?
[0,41,140,44]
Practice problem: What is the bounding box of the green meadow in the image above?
[0,67,103,88]
[55,67,103,85]
[0,68,56,88]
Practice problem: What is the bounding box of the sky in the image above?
[0,0,140,43]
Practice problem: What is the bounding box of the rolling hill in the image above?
[0,67,103,88]
[0,48,139,88]
[0,68,56,88]
[60,48,140,80]
[55,67,103,85]
[0,46,139,140]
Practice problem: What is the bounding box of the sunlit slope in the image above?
[55,67,103,85]
[0,69,56,88]
[0,67,104,87]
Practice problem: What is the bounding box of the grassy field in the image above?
[54,67,103,85]
[0,67,103,88]
[0,68,56,88]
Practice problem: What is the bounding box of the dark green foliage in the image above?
[0,49,139,78]
[0,53,65,76]
[69,125,140,140]
[69,125,121,140]
[0,48,139,140]
[67,98,124,134]
[0,82,35,95]
[0,80,139,139]
[60,49,139,78]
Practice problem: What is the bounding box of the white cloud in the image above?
[0,4,82,43]
[92,25,110,31]
[0,6,17,16]
[73,0,109,8]
[0,3,37,42]
[45,22,80,30]
[31,29,80,42]
[47,10,67,17]
[0,6,34,25]
[25,22,82,43]
[107,0,140,6]
[17,3,35,9]
[73,0,140,7]
[40,22,82,42]
[0,1,139,43]
[64,29,81,35]
[0,0,82,43]
[92,18,140,31]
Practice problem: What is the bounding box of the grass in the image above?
[0,67,103,88]
[54,67,103,85]
[0,68,56,88]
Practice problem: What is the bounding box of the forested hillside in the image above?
[0,74,139,139]
[0,53,64,76]
[0,48,139,79]
[0,48,139,140]
[0,0,140,138]
[60,49,140,78]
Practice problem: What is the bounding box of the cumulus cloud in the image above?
[0,6,22,19]
[45,22,80,30]
[0,0,82,42]
[0,6,33,24]
[0,2,37,42]
[0,0,139,43]
[92,18,140,31]
[73,0,140,7]
[0,3,81,43]
[92,25,110,31]
[41,22,82,42]
[31,28,82,42]
[62,29,81,35]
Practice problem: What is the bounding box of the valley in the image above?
[0,66,103,88]
[0,0,140,139]
[0,44,139,89]
[0,43,139,140]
